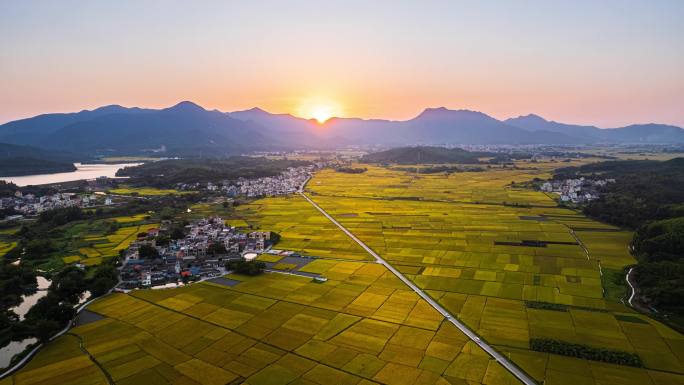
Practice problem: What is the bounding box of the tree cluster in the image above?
[225,260,266,276]
[530,338,642,367]
[335,167,367,174]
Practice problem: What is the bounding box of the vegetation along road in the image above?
[298,189,538,385]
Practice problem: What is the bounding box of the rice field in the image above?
[6,163,684,385]
[224,195,372,261]
[108,186,193,196]
[302,165,684,384]
[60,216,159,265]
[0,241,16,256]
[5,262,523,385]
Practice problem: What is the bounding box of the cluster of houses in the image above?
[174,164,320,198]
[0,191,113,217]
[228,166,313,197]
[118,216,274,289]
[540,177,615,203]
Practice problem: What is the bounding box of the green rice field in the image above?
[5,163,683,385]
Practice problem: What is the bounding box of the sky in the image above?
[1,0,683,127]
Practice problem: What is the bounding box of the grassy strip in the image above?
[530,338,642,367]
[601,268,628,303]
[525,301,567,312]
[524,300,610,313]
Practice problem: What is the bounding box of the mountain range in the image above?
[1,101,683,157]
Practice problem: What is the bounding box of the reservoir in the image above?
[0,162,141,186]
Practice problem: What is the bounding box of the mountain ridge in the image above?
[1,102,683,156]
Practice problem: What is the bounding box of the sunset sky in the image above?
[1,0,683,127]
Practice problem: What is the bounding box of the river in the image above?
[0,162,141,187]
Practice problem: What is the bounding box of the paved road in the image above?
[298,190,538,385]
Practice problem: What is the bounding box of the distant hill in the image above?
[0,157,76,177]
[506,114,684,144]
[362,146,490,164]
[2,102,684,155]
[505,114,602,139]
[41,102,271,155]
[0,142,81,177]
[405,108,580,145]
[0,105,149,146]
[0,102,276,156]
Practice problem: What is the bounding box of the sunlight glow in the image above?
[297,97,342,124]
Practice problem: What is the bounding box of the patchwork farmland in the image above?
[61,215,159,266]
[2,262,522,385]
[4,164,683,385]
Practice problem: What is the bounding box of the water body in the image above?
[1,162,141,187]
[1,279,92,370]
[0,338,37,370]
[10,276,51,321]
[1,276,51,370]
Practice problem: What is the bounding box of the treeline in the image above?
[361,146,491,164]
[530,338,642,367]
[335,167,367,174]
[394,165,485,174]
[116,156,310,187]
[555,158,684,324]
[0,181,18,197]
[0,157,76,177]
[632,217,684,314]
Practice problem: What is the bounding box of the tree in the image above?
[34,319,61,342]
[89,264,119,297]
[170,225,186,240]
[38,206,84,226]
[207,242,226,255]
[160,207,176,220]
[25,293,75,326]
[225,260,266,276]
[155,235,171,246]
[138,244,159,259]
[50,266,87,303]
[24,239,55,259]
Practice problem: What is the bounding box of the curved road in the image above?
[298,189,538,385]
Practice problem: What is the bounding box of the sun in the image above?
[310,105,334,124]
[297,97,342,124]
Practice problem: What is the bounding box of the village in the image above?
[174,163,326,197]
[540,177,615,204]
[117,216,276,290]
[0,190,113,217]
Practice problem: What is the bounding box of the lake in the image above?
[0,162,141,187]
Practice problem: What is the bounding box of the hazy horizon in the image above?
[2,100,681,129]
[2,0,683,127]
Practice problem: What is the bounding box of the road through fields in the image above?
[298,190,538,385]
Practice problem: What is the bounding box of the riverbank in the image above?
[1,162,141,187]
